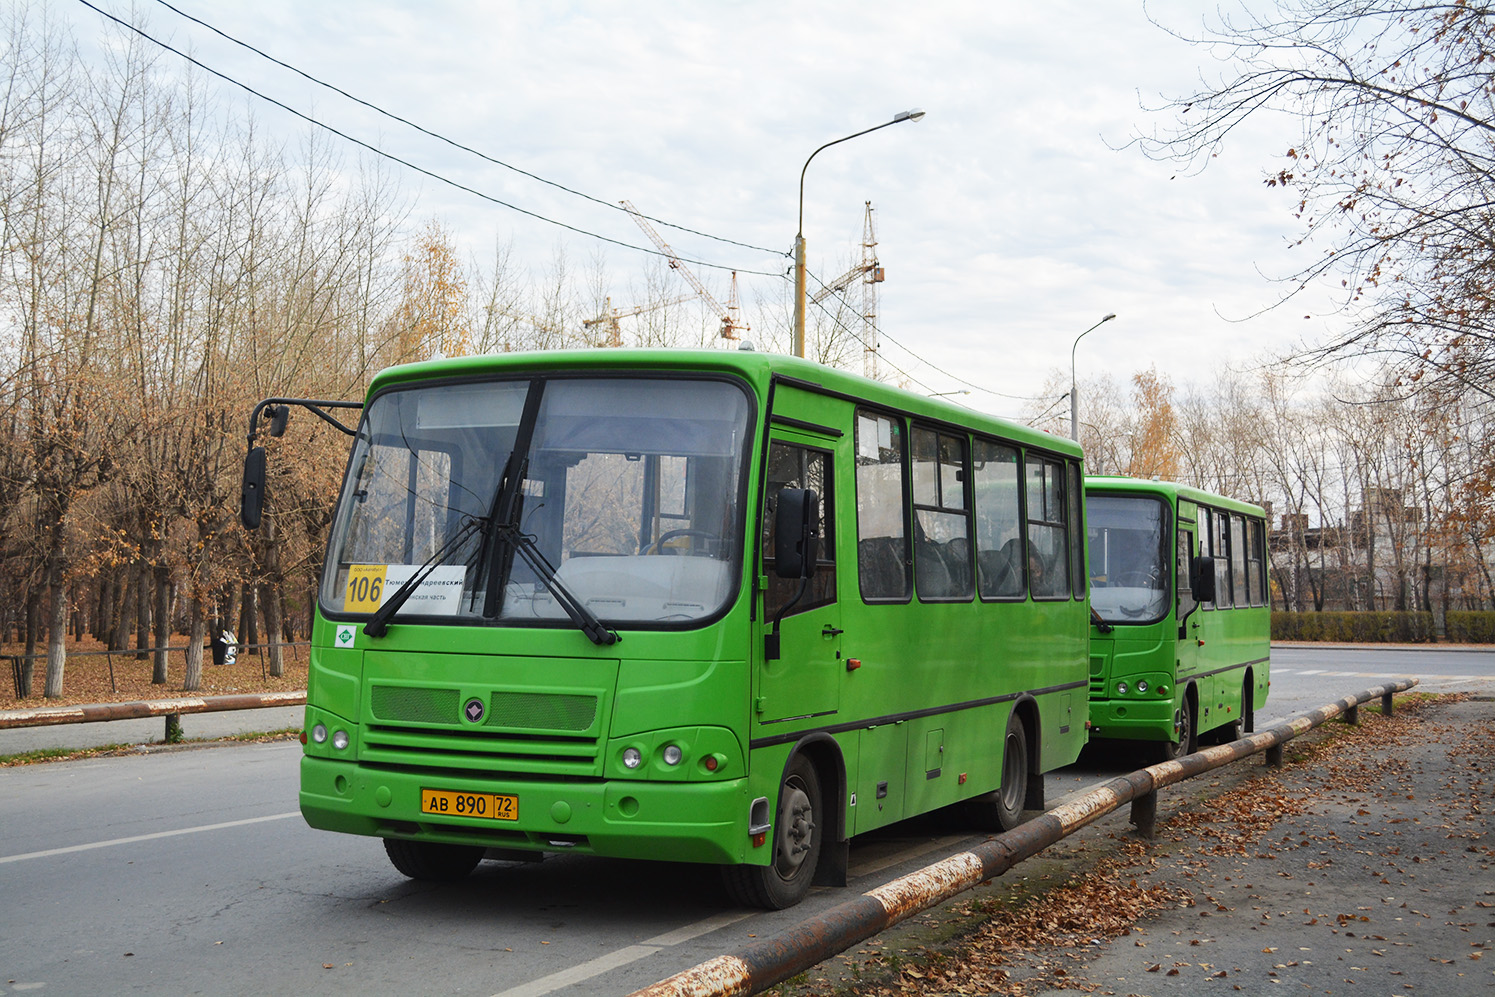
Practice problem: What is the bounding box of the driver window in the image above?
[762,442,835,617]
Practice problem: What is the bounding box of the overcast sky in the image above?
[77,0,1350,421]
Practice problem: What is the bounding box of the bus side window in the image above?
[1214,509,1232,608]
[1250,517,1268,606]
[855,410,910,601]
[1068,461,1085,599]
[912,425,973,600]
[973,439,1023,599]
[1232,513,1249,608]
[763,443,835,617]
[1024,454,1070,599]
[1198,508,1215,610]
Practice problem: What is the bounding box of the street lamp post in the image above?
[794,109,925,358]
[1070,313,1117,441]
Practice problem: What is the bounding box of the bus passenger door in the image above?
[757,437,842,724]
[1175,524,1199,700]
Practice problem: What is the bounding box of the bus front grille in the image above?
[361,724,602,778]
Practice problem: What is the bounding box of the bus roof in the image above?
[1084,474,1267,518]
[366,348,1083,459]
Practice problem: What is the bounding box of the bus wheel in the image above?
[968,711,1030,832]
[383,839,484,882]
[722,755,822,909]
[1152,693,1194,763]
[995,711,1030,831]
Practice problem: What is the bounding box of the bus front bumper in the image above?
[300,756,755,865]
[1086,697,1179,742]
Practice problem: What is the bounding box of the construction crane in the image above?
[583,294,695,348]
[809,201,884,379]
[620,200,749,341]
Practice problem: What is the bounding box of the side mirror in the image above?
[268,404,290,437]
[1191,555,1216,604]
[773,488,820,579]
[241,446,267,530]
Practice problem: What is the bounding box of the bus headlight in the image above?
[1116,681,1129,696]
[1136,680,1149,694]
[311,723,328,744]
[662,744,683,766]
[622,747,643,769]
[332,729,349,751]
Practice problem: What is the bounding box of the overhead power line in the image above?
[146,0,783,258]
[75,0,781,278]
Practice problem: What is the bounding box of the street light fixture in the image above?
[1070,313,1117,441]
[794,109,925,358]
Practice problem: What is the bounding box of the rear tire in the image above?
[722,755,822,909]
[383,839,484,882]
[967,710,1030,832]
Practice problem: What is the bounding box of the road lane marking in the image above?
[0,811,300,864]
[490,911,755,997]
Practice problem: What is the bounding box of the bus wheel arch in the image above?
[1152,683,1197,763]
[722,736,844,908]
[1241,669,1255,733]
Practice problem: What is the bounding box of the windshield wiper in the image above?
[363,516,488,638]
[495,523,619,646]
[1090,605,1115,634]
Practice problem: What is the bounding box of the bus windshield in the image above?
[321,375,752,628]
[1087,494,1170,625]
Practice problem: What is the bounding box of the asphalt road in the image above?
[1,644,1489,996]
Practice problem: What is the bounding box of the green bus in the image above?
[243,349,1090,908]
[1084,476,1271,761]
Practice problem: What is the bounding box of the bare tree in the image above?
[1138,1,1495,400]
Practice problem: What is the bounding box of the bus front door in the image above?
[757,438,842,724]
[1175,523,1199,744]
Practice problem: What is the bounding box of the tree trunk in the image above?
[43,572,68,699]
[111,567,135,652]
[259,581,284,677]
[239,585,259,654]
[135,562,151,659]
[21,587,41,698]
[153,563,171,684]
[182,596,206,692]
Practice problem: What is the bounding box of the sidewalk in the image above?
[0,704,303,756]
[773,694,1492,996]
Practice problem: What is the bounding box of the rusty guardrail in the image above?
[629,678,1420,997]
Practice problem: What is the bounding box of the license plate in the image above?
[420,788,518,821]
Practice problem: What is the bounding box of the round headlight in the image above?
[332,729,349,751]
[622,747,643,769]
[662,744,683,766]
[1116,681,1129,696]
[1136,680,1149,693]
[311,723,328,744]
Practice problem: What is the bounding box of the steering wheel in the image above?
[1115,569,1159,588]
[642,529,722,555]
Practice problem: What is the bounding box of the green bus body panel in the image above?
[299,349,1090,870]
[1085,476,1271,745]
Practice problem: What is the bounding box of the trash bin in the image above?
[210,630,237,666]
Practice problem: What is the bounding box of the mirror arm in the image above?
[245,397,363,451]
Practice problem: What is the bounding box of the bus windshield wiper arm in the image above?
[495,523,619,646]
[364,516,487,638]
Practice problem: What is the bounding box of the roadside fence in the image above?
[6,641,310,699]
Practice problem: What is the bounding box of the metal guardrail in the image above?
[629,678,1420,997]
[0,690,307,730]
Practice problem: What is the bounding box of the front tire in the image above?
[723,755,823,909]
[1151,691,1195,763]
[383,839,484,882]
